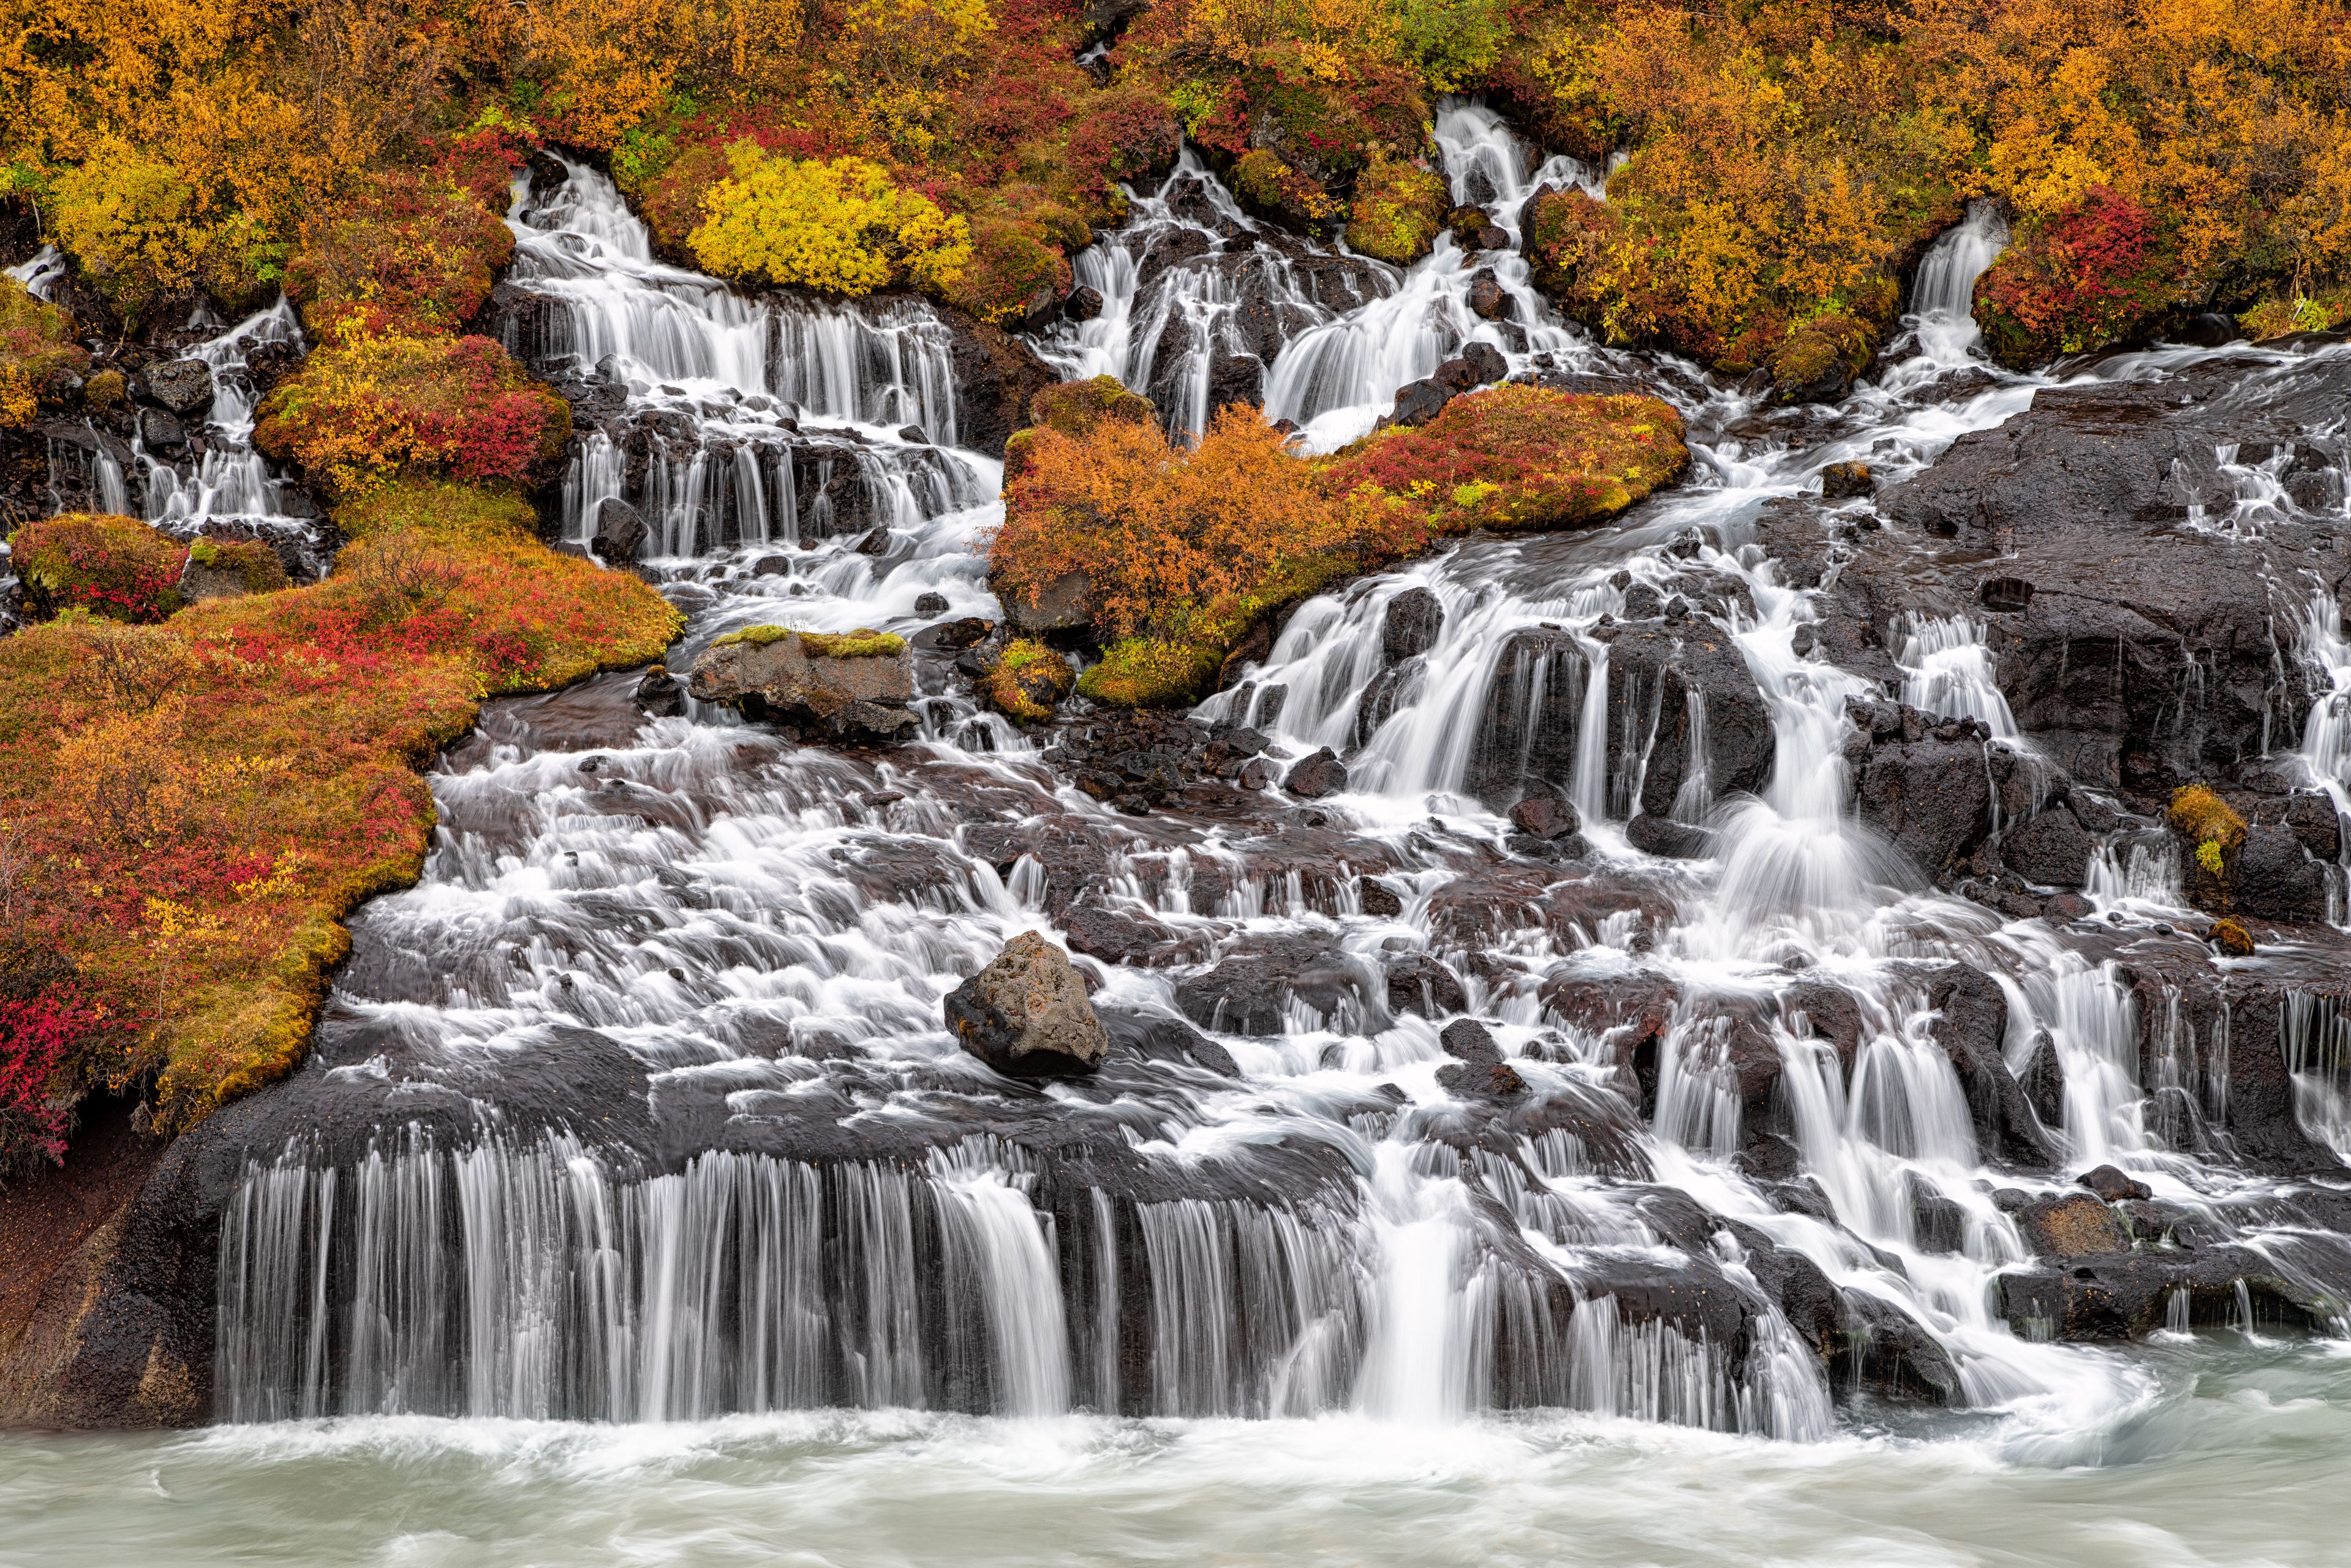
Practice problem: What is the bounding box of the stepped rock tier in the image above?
[5,105,2350,1447]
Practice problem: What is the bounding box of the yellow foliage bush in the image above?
[689,146,973,295]
[48,140,211,325]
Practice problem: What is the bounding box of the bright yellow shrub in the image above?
[689,146,973,295]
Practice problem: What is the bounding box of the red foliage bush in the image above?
[6,514,187,622]
[0,995,104,1172]
[254,334,570,497]
[1975,186,2167,364]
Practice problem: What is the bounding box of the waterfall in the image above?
[1906,198,2008,367]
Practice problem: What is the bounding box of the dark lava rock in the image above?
[1359,877,1404,917]
[1174,937,1372,1035]
[854,526,892,557]
[2012,1192,2132,1258]
[1626,814,1715,859]
[1466,268,1514,321]
[2002,801,2094,888]
[592,497,648,564]
[1062,905,1197,968]
[1064,285,1105,322]
[1384,953,1467,1019]
[138,358,215,416]
[1285,748,1349,798]
[1919,963,2059,1170]
[914,590,949,616]
[1820,459,1871,498]
[2077,1164,2153,1203]
[2232,824,2334,924]
[1382,586,1444,665]
[1390,378,1454,427]
[687,631,918,743]
[944,932,1109,1077]
[632,665,685,717]
[1509,793,1582,841]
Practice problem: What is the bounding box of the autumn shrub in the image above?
[689,146,974,295]
[1974,187,2171,365]
[0,279,88,426]
[48,141,212,328]
[0,480,680,1145]
[6,514,187,622]
[1229,150,1345,235]
[946,209,1077,325]
[995,390,1687,707]
[1003,375,1157,478]
[254,334,570,497]
[283,171,518,344]
[1346,157,1450,265]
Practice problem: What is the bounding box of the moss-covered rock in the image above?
[2169,783,2249,912]
[984,637,1075,723]
[1346,158,1450,266]
[1003,376,1157,480]
[1077,638,1226,709]
[182,538,292,603]
[714,624,908,658]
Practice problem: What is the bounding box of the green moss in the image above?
[1076,638,1224,708]
[1346,159,1450,266]
[714,624,907,657]
[984,636,1074,724]
[187,537,291,595]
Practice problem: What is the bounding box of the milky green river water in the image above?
[2,1335,2347,1567]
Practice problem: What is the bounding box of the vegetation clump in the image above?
[1004,375,1157,478]
[283,170,517,344]
[995,388,1685,708]
[688,147,974,296]
[0,482,681,1161]
[7,514,188,623]
[713,624,908,657]
[2170,783,2248,910]
[186,537,293,597]
[984,637,1073,723]
[1345,157,1451,266]
[254,334,570,498]
[0,280,89,426]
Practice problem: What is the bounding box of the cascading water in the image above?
[191,105,2351,1483]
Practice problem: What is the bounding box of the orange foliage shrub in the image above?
[994,390,1687,704]
[0,483,680,1145]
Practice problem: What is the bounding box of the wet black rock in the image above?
[1819,459,1871,498]
[1384,953,1467,1019]
[2230,824,2335,923]
[913,591,949,616]
[2077,1164,2153,1203]
[592,497,648,564]
[1389,377,1454,427]
[1919,964,2059,1170]
[1466,268,1515,321]
[1062,905,1200,968]
[1381,587,1444,665]
[1626,814,1714,859]
[2001,801,2094,888]
[1064,285,1105,322]
[687,631,918,744]
[1174,936,1372,1035]
[853,526,892,556]
[632,665,685,717]
[945,932,1109,1077]
[1359,877,1403,917]
[1285,748,1348,798]
[1508,793,1582,842]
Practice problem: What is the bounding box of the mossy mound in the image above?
[0,278,91,427]
[1077,639,1227,710]
[1005,376,1158,480]
[186,537,292,597]
[2170,783,2249,912]
[1346,158,1451,266]
[7,514,187,623]
[0,481,681,1153]
[984,638,1075,724]
[714,625,908,658]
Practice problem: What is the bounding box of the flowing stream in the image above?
[12,103,2351,1564]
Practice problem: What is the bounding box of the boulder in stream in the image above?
[687,625,917,742]
[945,931,1109,1077]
